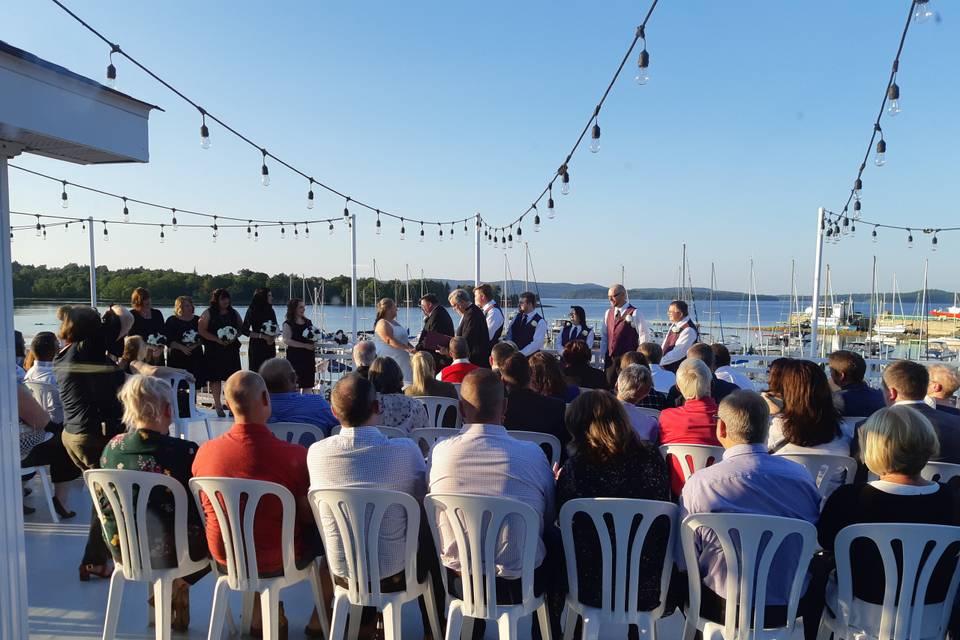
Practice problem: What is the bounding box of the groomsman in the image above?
[474,283,505,343]
[449,288,491,367]
[504,292,547,357]
[599,284,650,380]
[661,300,699,373]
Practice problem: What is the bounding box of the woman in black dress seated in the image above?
[164,296,205,416]
[129,287,166,365]
[198,288,242,416]
[557,390,671,615]
[562,339,608,390]
[282,297,317,390]
[241,287,278,374]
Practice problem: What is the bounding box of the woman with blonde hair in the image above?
[404,351,458,400]
[99,375,208,631]
[372,298,414,383]
[129,287,166,365]
[164,295,205,391]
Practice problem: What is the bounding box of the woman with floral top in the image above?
[368,356,429,433]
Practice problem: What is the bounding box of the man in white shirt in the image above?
[599,284,651,376]
[660,300,698,372]
[639,342,676,393]
[22,332,64,424]
[711,343,754,390]
[927,364,960,415]
[503,292,547,357]
[474,283,505,343]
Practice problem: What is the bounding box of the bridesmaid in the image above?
[282,298,316,390]
[241,287,278,374]
[164,296,206,416]
[198,288,242,417]
[130,287,166,365]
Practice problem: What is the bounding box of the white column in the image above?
[474,213,481,288]
[809,207,826,358]
[87,215,97,308]
[350,213,357,341]
[0,149,30,640]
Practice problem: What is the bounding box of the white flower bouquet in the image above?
[181,329,199,345]
[260,320,279,337]
[146,333,167,346]
[302,326,320,341]
[217,326,238,343]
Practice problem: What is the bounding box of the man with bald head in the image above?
[598,283,650,382]
[260,357,337,434]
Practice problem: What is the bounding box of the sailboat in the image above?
[930,292,960,319]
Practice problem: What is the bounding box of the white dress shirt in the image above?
[648,364,676,393]
[428,423,555,577]
[660,317,697,367]
[598,305,651,356]
[482,301,505,341]
[307,426,426,579]
[505,312,547,357]
[715,365,754,391]
[23,361,63,424]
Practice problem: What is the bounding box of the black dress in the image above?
[241,305,278,373]
[163,315,205,387]
[203,309,242,382]
[131,308,166,366]
[284,318,316,389]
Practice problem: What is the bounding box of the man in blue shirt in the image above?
[259,357,337,435]
[828,350,885,417]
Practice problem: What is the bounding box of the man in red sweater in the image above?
[438,336,480,383]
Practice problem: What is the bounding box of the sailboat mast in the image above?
[405,264,411,324]
[869,256,876,339]
[681,244,687,300]
[921,258,929,359]
[709,263,715,340]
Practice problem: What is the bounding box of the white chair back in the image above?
[452,383,462,396]
[415,395,461,428]
[659,444,724,483]
[680,513,817,640]
[921,461,960,484]
[559,498,677,628]
[507,430,563,468]
[205,417,235,440]
[180,418,211,444]
[777,453,857,500]
[189,477,298,592]
[410,427,459,457]
[840,416,866,440]
[267,422,323,447]
[828,523,960,640]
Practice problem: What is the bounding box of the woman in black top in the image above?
[283,298,316,389]
[164,295,205,389]
[562,339,608,390]
[241,287,278,374]
[130,287,166,366]
[53,304,127,581]
[198,288,242,416]
[556,390,671,613]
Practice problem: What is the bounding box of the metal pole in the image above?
[920,258,929,359]
[0,150,30,640]
[350,214,357,341]
[524,243,529,293]
[87,215,97,308]
[474,213,481,288]
[809,207,826,358]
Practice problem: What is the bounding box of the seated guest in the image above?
[561,339,607,390]
[659,359,721,496]
[928,364,960,415]
[679,390,821,626]
[101,375,208,631]
[489,341,517,372]
[616,364,660,442]
[760,357,790,416]
[768,359,849,456]
[437,337,479,383]
[18,381,78,519]
[352,341,376,378]
[557,390,670,611]
[817,406,960,635]
[711,343,753,390]
[501,353,568,454]
[639,342,676,393]
[828,350,885,417]
[192,371,324,635]
[529,351,579,403]
[259,358,337,435]
[429,369,561,637]
[622,351,670,411]
[368,356,429,433]
[23,331,64,424]
[666,344,738,407]
[405,351,458,399]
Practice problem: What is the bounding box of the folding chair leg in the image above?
[307,564,330,639]
[329,593,350,640]
[536,601,553,640]
[382,601,403,640]
[37,467,59,524]
[424,580,443,640]
[152,579,173,640]
[347,603,362,640]
[206,577,231,640]
[561,604,577,640]
[240,591,256,634]
[259,589,281,640]
[101,569,125,640]
[581,616,601,640]
[497,612,519,639]
[444,601,463,640]
[815,619,833,640]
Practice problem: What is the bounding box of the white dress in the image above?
[373,319,413,382]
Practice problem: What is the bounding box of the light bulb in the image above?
[635,49,650,85]
[376,216,382,235]
[907,232,914,248]
[887,83,901,116]
[913,0,934,23]
[106,63,117,89]
[560,177,570,196]
[419,224,425,243]
[160,228,166,244]
[875,139,886,166]
[35,220,41,237]
[853,200,861,219]
[534,215,541,232]
[103,226,109,242]
[254,227,259,242]
[247,226,252,239]
[200,123,211,149]
[261,163,270,187]
[171,210,178,231]
[438,228,443,242]
[932,235,938,251]
[61,184,69,209]
[871,228,878,243]
[508,233,513,248]
[589,122,601,153]
[122,199,130,222]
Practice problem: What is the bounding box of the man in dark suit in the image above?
[828,350,886,418]
[415,293,455,368]
[448,288,491,368]
[666,343,738,407]
[500,353,568,462]
[880,360,960,463]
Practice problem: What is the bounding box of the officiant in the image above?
[416,292,455,368]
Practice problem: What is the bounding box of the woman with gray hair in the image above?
[616,364,659,442]
[448,288,491,367]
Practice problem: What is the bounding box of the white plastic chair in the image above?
[680,513,817,640]
[777,453,858,501]
[86,469,208,640]
[424,493,552,640]
[267,422,324,447]
[508,430,563,468]
[452,383,462,397]
[818,523,960,640]
[839,416,866,440]
[411,427,460,457]
[20,463,58,524]
[178,418,211,444]
[921,461,960,484]
[659,444,725,484]
[309,488,443,640]
[416,396,461,428]
[205,417,234,440]
[559,498,678,639]
[189,477,330,640]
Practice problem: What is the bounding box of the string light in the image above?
[419,222,425,243]
[254,225,259,242]
[102,221,109,242]
[590,113,601,154]
[60,181,69,209]
[105,44,119,88]
[35,216,41,237]
[171,208,178,231]
[42,225,47,240]
[293,223,298,240]
[853,200,861,219]
[375,211,381,235]
[438,226,443,242]
[559,165,570,196]
[887,81,901,116]
[400,218,406,241]
[343,197,351,220]
[932,232,939,251]
[853,178,862,202]
[874,125,886,166]
[507,229,513,249]
[247,222,252,239]
[635,26,650,85]
[906,228,914,248]
[199,109,211,149]
[872,226,878,243]
[160,224,165,244]
[304,223,309,236]
[913,0,935,24]
[122,197,129,222]
[307,179,315,209]
[534,212,541,232]
[213,216,219,242]
[260,149,270,187]
[280,223,285,239]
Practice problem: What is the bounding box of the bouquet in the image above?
[181,329,199,345]
[146,333,167,347]
[302,326,320,341]
[260,320,279,337]
[217,326,238,343]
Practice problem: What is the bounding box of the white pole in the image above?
[474,213,481,288]
[809,207,826,358]
[524,243,529,293]
[350,214,358,341]
[88,215,97,308]
[0,150,30,640]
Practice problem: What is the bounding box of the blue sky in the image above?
[5,0,958,294]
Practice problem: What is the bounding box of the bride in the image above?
[372,298,415,383]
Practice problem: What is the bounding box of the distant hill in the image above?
[445,280,779,301]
